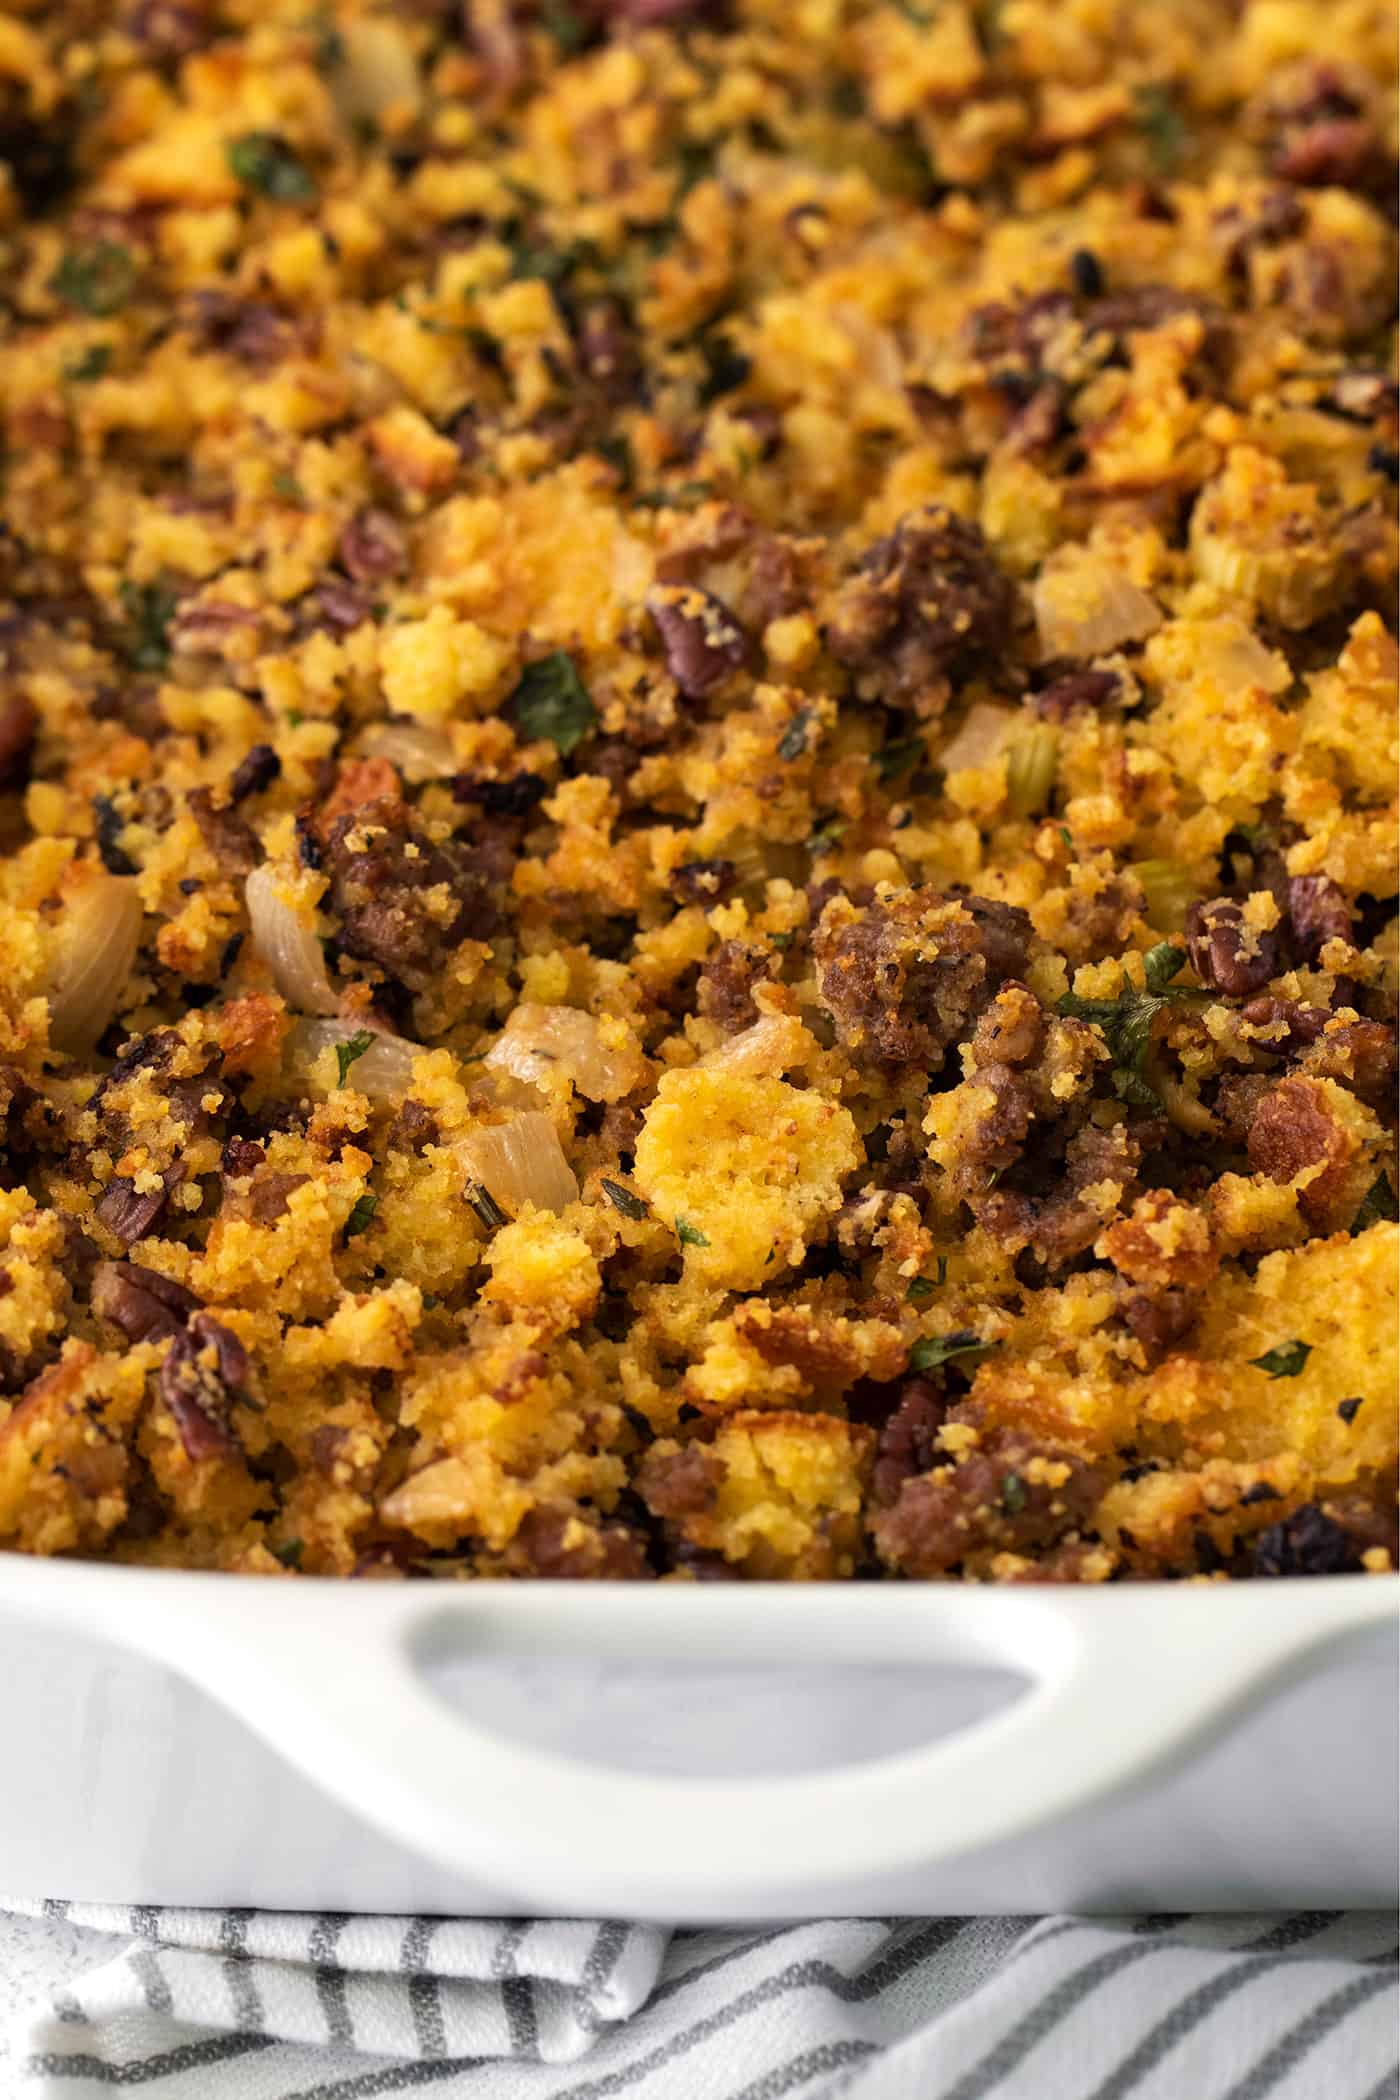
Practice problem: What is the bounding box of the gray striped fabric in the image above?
[0,1904,1394,2100]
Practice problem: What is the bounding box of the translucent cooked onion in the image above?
[484,1004,642,1103]
[47,873,143,1056]
[355,719,456,784]
[245,863,337,1016]
[939,701,1014,775]
[1130,859,1199,934]
[702,1011,810,1076]
[460,1112,579,1216]
[289,1019,420,1100]
[1032,555,1162,661]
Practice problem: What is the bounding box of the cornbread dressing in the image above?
[0,0,1395,1584]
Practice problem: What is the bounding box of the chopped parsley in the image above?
[1001,1473,1028,1514]
[778,710,812,761]
[1056,941,1205,1108]
[909,1330,998,1373]
[271,470,307,506]
[1350,1174,1398,1235]
[1134,85,1188,173]
[51,242,135,317]
[272,1538,304,1568]
[1248,1339,1311,1380]
[334,1030,375,1086]
[118,581,178,673]
[227,131,317,203]
[875,737,922,782]
[538,0,590,51]
[343,1192,378,1240]
[507,651,597,756]
[907,1276,936,1303]
[601,1178,648,1221]
[63,343,111,382]
[675,1216,710,1248]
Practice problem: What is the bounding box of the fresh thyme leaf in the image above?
[602,1178,648,1221]
[343,1192,378,1240]
[1249,1339,1311,1380]
[227,131,317,203]
[51,242,135,316]
[507,651,597,756]
[118,581,178,672]
[334,1030,375,1086]
[1350,1174,1399,1235]
[778,710,812,761]
[908,1330,997,1372]
[676,1215,710,1247]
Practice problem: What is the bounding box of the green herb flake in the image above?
[334,1030,375,1086]
[51,242,136,317]
[469,1184,507,1233]
[778,710,812,762]
[676,1216,710,1248]
[875,737,922,782]
[908,1330,998,1373]
[1350,1174,1399,1235]
[768,929,795,950]
[601,1177,648,1221]
[934,1254,948,1286]
[64,343,112,383]
[227,131,317,204]
[1059,825,1073,848]
[1056,942,1204,1107]
[507,650,598,756]
[272,1537,304,1569]
[630,481,715,510]
[118,581,178,673]
[1001,1472,1028,1514]
[1248,1339,1311,1380]
[1337,1397,1363,1424]
[1134,85,1188,173]
[343,1192,378,1240]
[272,470,307,506]
[907,1276,936,1303]
[538,0,590,50]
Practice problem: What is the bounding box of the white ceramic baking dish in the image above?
[0,1556,1394,1922]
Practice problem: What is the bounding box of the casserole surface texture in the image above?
[0,0,1395,1586]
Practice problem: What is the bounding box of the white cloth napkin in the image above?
[1,1903,1395,2100]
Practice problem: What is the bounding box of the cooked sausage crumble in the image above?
[0,0,1395,1581]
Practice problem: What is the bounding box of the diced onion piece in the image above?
[484,1004,642,1103]
[939,701,1015,775]
[289,1019,420,1100]
[380,1455,472,1535]
[245,862,337,1016]
[1032,550,1162,660]
[702,1011,810,1076]
[1005,724,1059,818]
[47,873,143,1055]
[328,18,422,124]
[460,1112,579,1216]
[356,719,455,784]
[1130,859,1199,934]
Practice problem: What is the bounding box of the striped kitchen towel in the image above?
[1,1904,1395,2100]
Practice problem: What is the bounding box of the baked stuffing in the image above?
[0,0,1395,1582]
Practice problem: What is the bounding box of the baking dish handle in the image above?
[141,1574,1397,1917]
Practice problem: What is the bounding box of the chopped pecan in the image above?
[91,1260,199,1342]
[159,1312,249,1463]
[1186,897,1280,996]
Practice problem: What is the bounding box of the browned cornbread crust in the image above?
[0,0,1395,1583]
